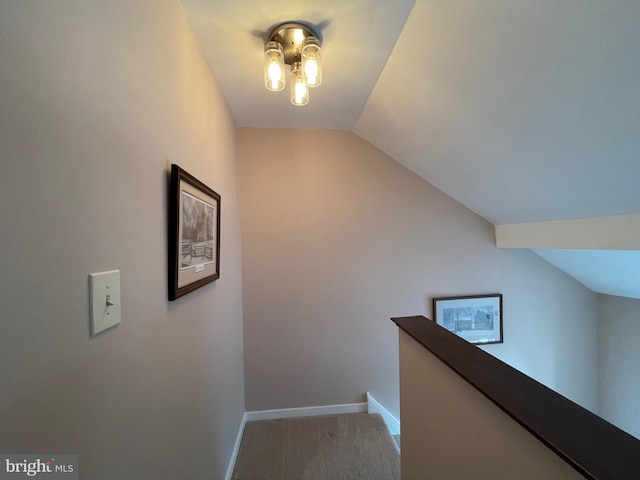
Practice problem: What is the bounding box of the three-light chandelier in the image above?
[264,22,323,106]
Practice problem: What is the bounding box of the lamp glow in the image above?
[268,63,282,90]
[264,41,285,91]
[302,36,322,87]
[293,28,305,44]
[290,62,309,106]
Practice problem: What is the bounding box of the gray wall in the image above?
[238,128,598,418]
[0,2,244,479]
[598,294,640,439]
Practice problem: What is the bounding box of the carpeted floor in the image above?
[231,413,400,480]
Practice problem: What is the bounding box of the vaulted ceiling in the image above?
[181,0,640,299]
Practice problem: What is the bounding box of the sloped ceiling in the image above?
[181,0,640,299]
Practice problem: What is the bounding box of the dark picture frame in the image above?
[168,164,220,300]
[432,294,503,345]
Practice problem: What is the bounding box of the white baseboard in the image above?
[224,412,247,480]
[367,392,401,436]
[245,402,367,422]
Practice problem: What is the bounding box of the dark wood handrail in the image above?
[392,316,640,480]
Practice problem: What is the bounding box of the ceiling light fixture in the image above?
[264,22,323,106]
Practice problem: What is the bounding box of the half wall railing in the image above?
[392,316,640,480]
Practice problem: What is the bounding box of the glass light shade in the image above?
[264,41,285,91]
[290,63,309,106]
[302,36,322,87]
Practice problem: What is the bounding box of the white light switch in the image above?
[89,270,121,335]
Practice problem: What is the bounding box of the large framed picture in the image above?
[432,294,503,345]
[168,164,220,300]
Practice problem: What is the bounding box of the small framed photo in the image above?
[432,294,503,345]
[168,164,220,300]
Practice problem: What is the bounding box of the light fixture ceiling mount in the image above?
[264,22,323,106]
[267,22,320,65]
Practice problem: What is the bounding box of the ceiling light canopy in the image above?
[264,22,323,106]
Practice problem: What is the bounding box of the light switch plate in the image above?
[89,270,121,335]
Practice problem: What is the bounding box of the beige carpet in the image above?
[231,413,400,480]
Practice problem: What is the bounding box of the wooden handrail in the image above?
[392,316,640,480]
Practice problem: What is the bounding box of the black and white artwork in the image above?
[168,164,220,300]
[433,294,503,344]
[180,191,215,270]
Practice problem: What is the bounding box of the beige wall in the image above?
[0,2,244,479]
[399,331,584,480]
[598,294,640,439]
[238,128,598,418]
